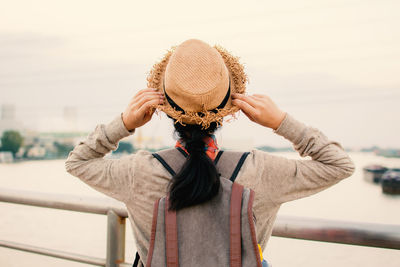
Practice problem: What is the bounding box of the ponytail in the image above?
[167,118,221,211]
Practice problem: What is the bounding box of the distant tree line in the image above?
[113,142,134,154]
[0,130,75,159]
[53,142,74,158]
[0,130,23,157]
[0,129,202,160]
[256,145,295,152]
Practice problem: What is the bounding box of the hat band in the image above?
[162,77,231,116]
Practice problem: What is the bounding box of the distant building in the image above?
[0,104,24,136]
[26,145,46,158]
[0,151,13,163]
[1,104,16,120]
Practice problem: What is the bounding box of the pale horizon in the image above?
[1,0,399,149]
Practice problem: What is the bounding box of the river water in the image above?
[0,152,399,267]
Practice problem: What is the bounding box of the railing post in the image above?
[106,210,126,267]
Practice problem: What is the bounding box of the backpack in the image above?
[132,147,268,267]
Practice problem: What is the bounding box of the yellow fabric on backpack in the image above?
[258,244,263,261]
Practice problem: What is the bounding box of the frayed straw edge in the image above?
[152,102,241,129]
[146,42,248,129]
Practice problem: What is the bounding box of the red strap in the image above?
[165,196,179,267]
[146,198,161,267]
[230,182,244,267]
[248,189,262,267]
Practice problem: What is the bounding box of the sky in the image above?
[0,0,399,149]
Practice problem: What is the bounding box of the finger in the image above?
[232,98,258,116]
[133,93,164,108]
[241,108,255,121]
[252,94,266,98]
[132,88,160,100]
[133,91,162,103]
[147,106,156,117]
[232,93,260,108]
[143,107,155,122]
[137,98,161,117]
[248,95,264,103]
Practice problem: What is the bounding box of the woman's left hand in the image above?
[231,92,286,130]
[122,88,165,131]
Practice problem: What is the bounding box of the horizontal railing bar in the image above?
[273,215,400,250]
[0,187,127,217]
[1,187,399,250]
[0,239,106,266]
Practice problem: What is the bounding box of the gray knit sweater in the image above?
[65,112,355,263]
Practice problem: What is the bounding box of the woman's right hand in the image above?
[122,88,164,131]
[231,92,286,130]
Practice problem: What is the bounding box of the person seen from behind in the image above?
[65,38,356,267]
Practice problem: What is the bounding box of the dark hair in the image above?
[167,116,222,211]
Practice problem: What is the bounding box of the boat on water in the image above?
[362,164,388,183]
[381,169,400,195]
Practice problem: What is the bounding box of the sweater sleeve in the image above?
[254,112,356,205]
[64,112,136,203]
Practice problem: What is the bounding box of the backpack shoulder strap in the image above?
[152,148,250,182]
[152,148,186,176]
[216,151,250,182]
[152,148,227,176]
[165,196,179,267]
[160,176,246,267]
[230,182,244,267]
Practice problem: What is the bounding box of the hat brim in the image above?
[146,43,248,129]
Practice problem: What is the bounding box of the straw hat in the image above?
[147,39,248,129]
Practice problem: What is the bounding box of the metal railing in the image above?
[0,187,399,266]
